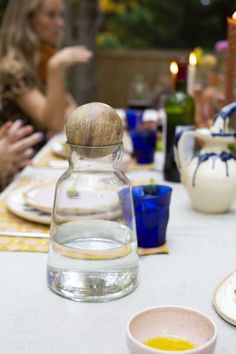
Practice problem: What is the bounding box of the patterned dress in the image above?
[0,52,50,190]
[0,44,55,130]
[0,59,40,128]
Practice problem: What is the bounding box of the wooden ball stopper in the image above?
[65,102,124,158]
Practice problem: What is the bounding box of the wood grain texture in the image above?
[66,102,124,158]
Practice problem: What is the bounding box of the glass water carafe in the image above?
[47,143,139,302]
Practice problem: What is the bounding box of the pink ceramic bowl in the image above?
[127,306,217,354]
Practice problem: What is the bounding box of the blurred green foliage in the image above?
[98,0,236,50]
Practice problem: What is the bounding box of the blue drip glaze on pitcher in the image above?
[211,102,236,133]
[192,151,236,187]
[211,132,236,137]
[215,103,236,119]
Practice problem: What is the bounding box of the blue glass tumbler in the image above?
[132,185,172,248]
[130,129,157,164]
[126,109,143,130]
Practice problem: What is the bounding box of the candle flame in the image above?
[232,11,236,20]
[170,61,178,75]
[189,52,197,66]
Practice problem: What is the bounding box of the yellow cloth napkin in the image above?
[138,243,169,256]
[0,236,49,252]
[0,177,49,252]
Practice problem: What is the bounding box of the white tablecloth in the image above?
[0,167,235,354]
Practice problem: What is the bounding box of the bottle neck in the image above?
[175,79,187,92]
[66,143,123,171]
[175,60,187,92]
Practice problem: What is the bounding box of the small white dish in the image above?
[127,305,217,354]
[213,271,236,326]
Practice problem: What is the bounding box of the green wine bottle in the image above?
[164,60,195,182]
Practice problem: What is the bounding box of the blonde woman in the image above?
[0,0,92,138]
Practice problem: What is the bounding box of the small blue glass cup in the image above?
[126,109,144,130]
[130,129,157,164]
[132,185,172,248]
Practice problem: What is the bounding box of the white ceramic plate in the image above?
[7,183,122,225]
[6,185,51,225]
[213,271,236,326]
[126,170,160,186]
[23,182,56,213]
[23,182,121,214]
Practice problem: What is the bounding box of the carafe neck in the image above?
[66,143,123,171]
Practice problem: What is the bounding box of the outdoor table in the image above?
[0,138,235,354]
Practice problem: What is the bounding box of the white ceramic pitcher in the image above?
[177,128,236,213]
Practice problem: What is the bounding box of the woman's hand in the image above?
[48,46,93,71]
[0,120,44,181]
[15,46,92,135]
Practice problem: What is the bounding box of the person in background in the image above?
[0,0,92,139]
[0,120,44,190]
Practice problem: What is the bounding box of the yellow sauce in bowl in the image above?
[144,337,196,351]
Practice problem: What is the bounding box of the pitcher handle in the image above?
[177,130,196,181]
